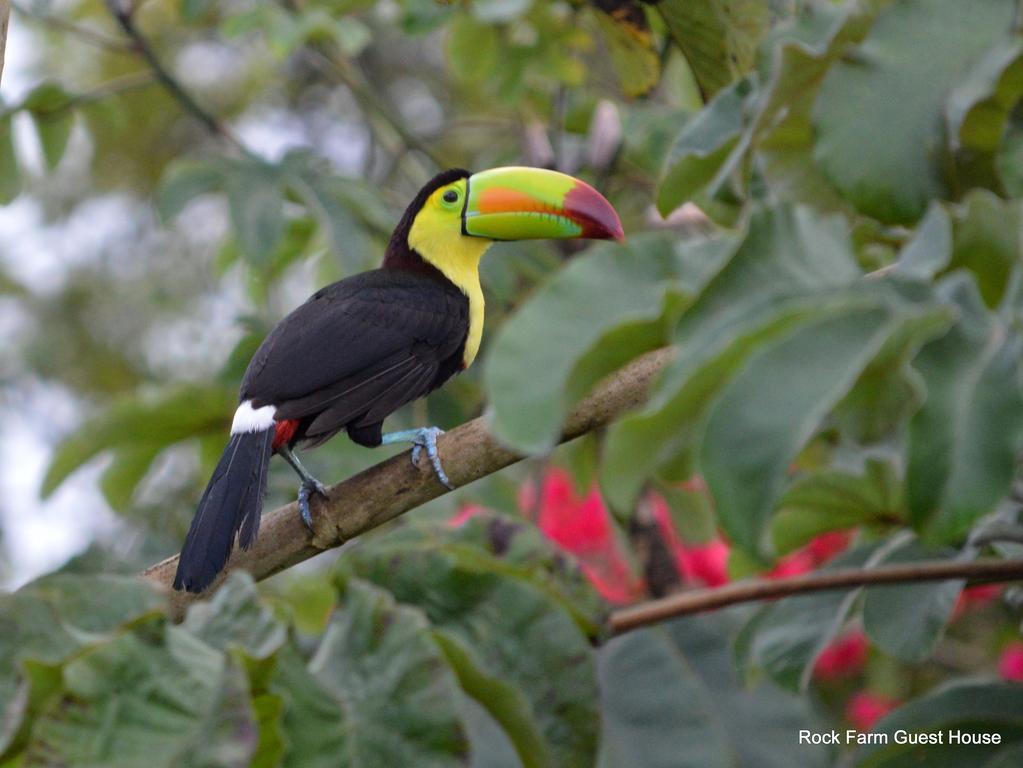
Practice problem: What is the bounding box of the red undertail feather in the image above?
[272,418,299,450]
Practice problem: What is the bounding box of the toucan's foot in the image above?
[278,444,328,532]
[297,477,328,533]
[381,426,453,490]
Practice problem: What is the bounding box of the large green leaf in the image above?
[41,384,236,500]
[223,159,286,266]
[599,612,827,767]
[656,78,751,215]
[602,205,863,512]
[656,0,769,98]
[812,0,1018,223]
[27,630,258,767]
[155,160,225,221]
[855,681,1023,767]
[485,232,712,455]
[906,275,1023,542]
[337,524,599,768]
[282,152,373,273]
[771,458,905,556]
[701,305,894,554]
[181,572,287,660]
[273,580,469,768]
[862,540,965,662]
[0,575,165,713]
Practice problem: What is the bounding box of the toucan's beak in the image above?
[463,166,624,242]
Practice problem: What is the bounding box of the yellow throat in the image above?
[407,198,492,368]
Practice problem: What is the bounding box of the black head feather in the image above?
[384,168,471,270]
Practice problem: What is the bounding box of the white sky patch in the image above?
[0,394,119,590]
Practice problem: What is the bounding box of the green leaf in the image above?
[591,4,660,99]
[702,304,895,555]
[182,572,287,660]
[99,444,161,512]
[224,160,285,266]
[599,612,828,767]
[41,384,236,499]
[447,16,499,82]
[772,458,904,556]
[0,114,20,203]
[656,0,769,98]
[28,630,259,767]
[947,190,1019,308]
[653,482,716,545]
[602,206,861,511]
[743,544,878,691]
[461,694,522,768]
[485,233,699,455]
[855,681,1023,767]
[892,203,953,281]
[272,580,469,768]
[283,154,373,272]
[812,0,1018,223]
[946,39,1023,154]
[156,160,224,222]
[23,81,75,171]
[862,540,964,662]
[906,276,1023,542]
[656,78,750,216]
[0,574,166,708]
[337,526,599,768]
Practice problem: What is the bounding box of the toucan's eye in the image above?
[443,189,459,204]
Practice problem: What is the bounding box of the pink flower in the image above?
[676,540,731,587]
[846,692,899,731]
[952,584,1002,621]
[814,631,869,681]
[998,642,1023,682]
[522,468,644,604]
[448,504,485,527]
[806,531,852,565]
[649,491,730,587]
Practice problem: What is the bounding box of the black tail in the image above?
[173,428,274,593]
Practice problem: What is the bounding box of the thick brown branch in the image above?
[142,347,673,619]
[609,558,1023,634]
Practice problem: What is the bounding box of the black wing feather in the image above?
[241,269,469,446]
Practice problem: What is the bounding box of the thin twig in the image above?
[12,1,134,52]
[609,558,1023,634]
[103,0,252,155]
[299,47,445,171]
[142,347,675,620]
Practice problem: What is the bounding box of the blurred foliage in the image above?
[2,0,1023,764]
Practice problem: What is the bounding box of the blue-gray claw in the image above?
[382,426,453,490]
[298,478,328,533]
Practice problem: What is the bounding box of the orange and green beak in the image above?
[463,167,624,242]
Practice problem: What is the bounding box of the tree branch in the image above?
[142,347,674,619]
[609,558,1023,634]
[103,0,251,155]
[12,1,133,53]
[1,0,8,84]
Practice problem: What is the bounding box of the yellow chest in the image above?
[407,219,491,369]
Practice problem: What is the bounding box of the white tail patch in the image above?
[231,400,277,434]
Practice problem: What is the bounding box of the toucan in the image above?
[173,166,624,593]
